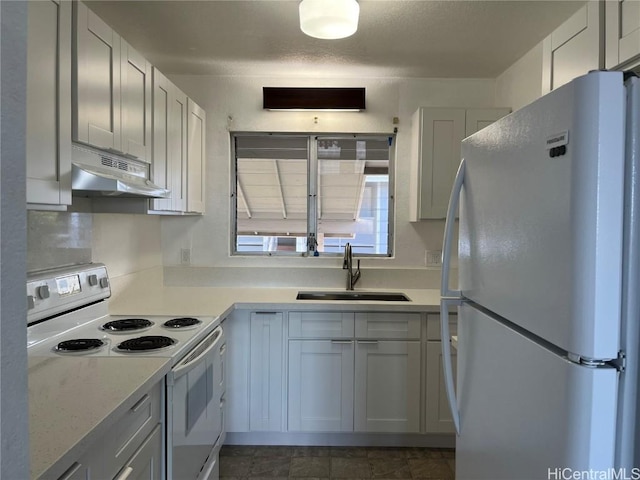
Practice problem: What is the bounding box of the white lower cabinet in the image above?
[225,309,455,440]
[425,342,457,434]
[425,313,458,434]
[288,339,355,432]
[225,310,250,433]
[54,381,163,480]
[287,311,422,434]
[354,340,421,433]
[54,448,102,480]
[115,424,163,480]
[250,312,284,431]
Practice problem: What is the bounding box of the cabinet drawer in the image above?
[288,312,354,338]
[355,312,421,339]
[104,381,162,478]
[426,313,458,340]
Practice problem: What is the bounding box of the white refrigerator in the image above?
[440,71,640,479]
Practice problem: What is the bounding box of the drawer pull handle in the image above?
[58,462,82,480]
[114,466,134,480]
[330,340,353,344]
[357,340,379,344]
[131,394,150,412]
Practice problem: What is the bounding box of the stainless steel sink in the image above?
[296,291,411,302]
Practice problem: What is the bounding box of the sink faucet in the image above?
[342,243,361,290]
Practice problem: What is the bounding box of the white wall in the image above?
[92,214,162,279]
[161,75,497,288]
[495,41,544,112]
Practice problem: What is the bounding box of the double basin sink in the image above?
[296,291,411,302]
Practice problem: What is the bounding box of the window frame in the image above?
[230,132,395,257]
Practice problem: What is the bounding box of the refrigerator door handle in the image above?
[441,158,465,298]
[440,297,461,435]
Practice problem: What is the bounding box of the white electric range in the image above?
[27,263,226,480]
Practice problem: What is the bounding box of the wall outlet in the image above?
[180,248,191,265]
[425,250,442,267]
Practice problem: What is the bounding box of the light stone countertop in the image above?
[108,285,443,317]
[29,356,171,480]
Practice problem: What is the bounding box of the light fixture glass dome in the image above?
[299,0,360,40]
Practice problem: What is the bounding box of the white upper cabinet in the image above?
[606,0,640,69]
[120,40,152,162]
[542,1,603,94]
[151,69,188,212]
[26,0,72,208]
[187,99,206,213]
[410,107,509,220]
[74,2,152,163]
[73,1,121,152]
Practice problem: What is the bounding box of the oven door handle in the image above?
[172,326,223,379]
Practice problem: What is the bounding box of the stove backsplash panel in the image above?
[27,211,92,273]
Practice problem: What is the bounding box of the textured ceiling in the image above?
[86,0,585,78]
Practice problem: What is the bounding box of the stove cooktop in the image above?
[27,307,218,363]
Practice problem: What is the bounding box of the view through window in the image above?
[232,134,394,256]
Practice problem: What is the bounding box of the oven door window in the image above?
[186,363,213,434]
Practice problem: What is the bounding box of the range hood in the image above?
[71,144,170,199]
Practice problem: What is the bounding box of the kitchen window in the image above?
[231,133,394,256]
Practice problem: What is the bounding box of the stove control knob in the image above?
[88,274,98,287]
[27,295,35,310]
[37,285,50,300]
[99,277,110,289]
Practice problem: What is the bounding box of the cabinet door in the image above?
[464,108,511,137]
[425,341,457,434]
[55,445,103,480]
[354,340,421,433]
[74,1,121,151]
[151,70,188,213]
[151,68,171,211]
[117,424,162,480]
[224,311,250,433]
[186,98,206,213]
[288,340,354,432]
[120,40,152,163]
[26,0,72,207]
[542,1,602,94]
[169,88,188,212]
[606,0,640,69]
[410,108,465,220]
[250,312,283,431]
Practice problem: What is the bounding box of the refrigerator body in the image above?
[440,71,639,479]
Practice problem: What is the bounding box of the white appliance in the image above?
[27,263,225,480]
[440,71,640,479]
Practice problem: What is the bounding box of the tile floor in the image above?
[220,446,455,480]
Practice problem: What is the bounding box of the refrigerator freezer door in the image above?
[457,304,618,479]
[459,71,625,360]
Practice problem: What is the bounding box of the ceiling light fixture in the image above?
[299,0,360,40]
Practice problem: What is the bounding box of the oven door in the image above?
[167,325,224,480]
